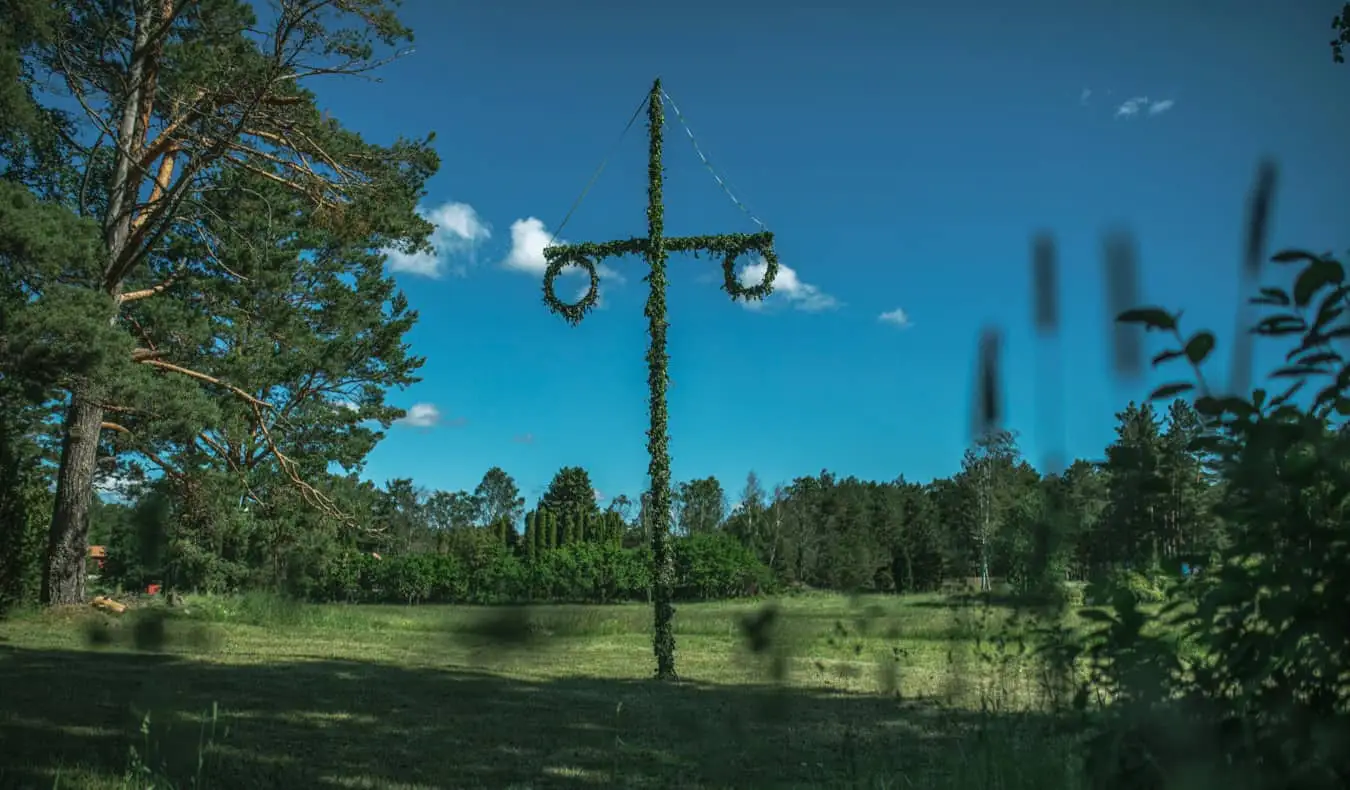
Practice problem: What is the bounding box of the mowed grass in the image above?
[0,593,1090,789]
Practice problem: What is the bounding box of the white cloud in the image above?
[502,217,624,295]
[1115,96,1176,119]
[512,433,535,444]
[383,202,491,278]
[501,217,560,275]
[737,258,838,312]
[395,402,442,428]
[1079,88,1092,106]
[878,308,912,328]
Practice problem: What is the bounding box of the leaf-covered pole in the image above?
[540,78,781,680]
[642,78,676,680]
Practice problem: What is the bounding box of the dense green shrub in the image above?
[532,542,651,603]
[305,531,770,606]
[1086,567,1165,606]
[673,532,774,600]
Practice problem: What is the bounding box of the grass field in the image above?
[0,593,1091,789]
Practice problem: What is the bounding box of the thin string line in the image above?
[660,88,769,232]
[548,91,650,245]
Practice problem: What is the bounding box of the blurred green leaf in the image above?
[1149,382,1194,401]
[1184,331,1216,365]
[1253,315,1307,336]
[1270,249,1323,265]
[1291,351,1342,369]
[1293,258,1345,307]
[1152,349,1186,366]
[1116,307,1177,333]
[1252,287,1291,306]
[1198,394,1247,418]
[1272,365,1327,379]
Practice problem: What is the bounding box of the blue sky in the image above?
[310,0,1350,506]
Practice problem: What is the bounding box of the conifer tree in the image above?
[15,0,438,605]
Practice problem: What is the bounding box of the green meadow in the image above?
[0,593,1089,789]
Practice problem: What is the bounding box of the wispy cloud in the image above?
[575,281,606,310]
[1079,88,1093,106]
[382,202,490,278]
[878,308,912,328]
[1115,96,1148,118]
[1147,99,1175,116]
[1115,96,1176,119]
[512,432,535,445]
[737,259,839,313]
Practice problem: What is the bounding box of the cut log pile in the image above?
[91,596,128,615]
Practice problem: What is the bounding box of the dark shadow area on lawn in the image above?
[907,593,1067,610]
[0,644,1080,789]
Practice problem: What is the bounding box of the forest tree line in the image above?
[64,397,1215,607]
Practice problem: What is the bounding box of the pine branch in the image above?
[135,357,367,530]
[138,358,270,408]
[118,266,185,304]
[100,420,180,478]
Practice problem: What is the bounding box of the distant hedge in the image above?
[301,530,775,605]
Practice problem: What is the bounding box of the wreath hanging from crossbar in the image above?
[542,232,779,325]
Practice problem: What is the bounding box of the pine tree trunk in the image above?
[41,383,104,605]
[41,0,155,606]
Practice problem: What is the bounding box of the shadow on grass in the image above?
[0,644,1082,789]
[907,593,1070,611]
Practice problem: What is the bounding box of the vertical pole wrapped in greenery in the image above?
[539,79,781,680]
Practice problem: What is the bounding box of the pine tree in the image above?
[22,0,438,605]
[539,466,600,524]
[1103,402,1169,569]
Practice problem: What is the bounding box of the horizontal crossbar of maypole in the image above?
[542,231,776,262]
